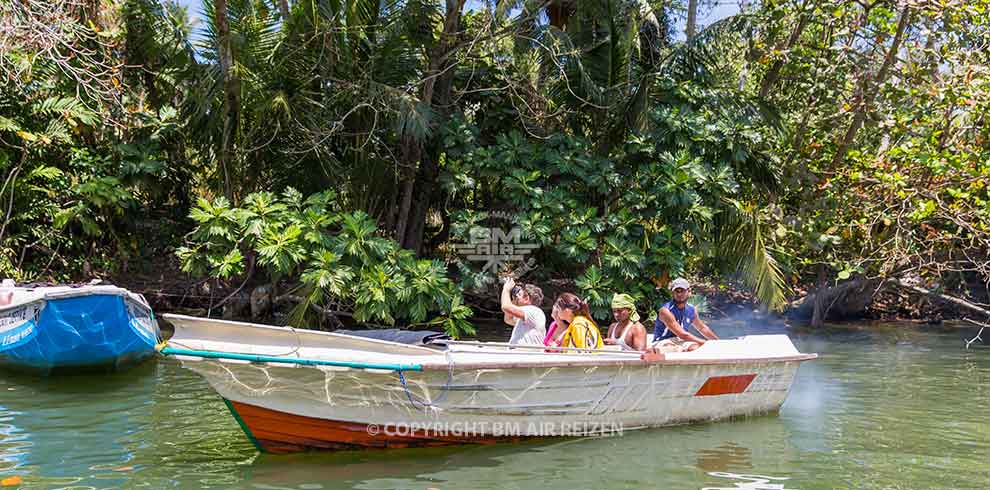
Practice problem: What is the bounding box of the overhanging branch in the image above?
[886,278,990,318]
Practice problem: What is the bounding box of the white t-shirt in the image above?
[509,305,547,345]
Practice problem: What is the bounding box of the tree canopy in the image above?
[3,0,989,333]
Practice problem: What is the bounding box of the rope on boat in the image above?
[165,345,452,412]
[396,350,455,412]
[397,370,426,409]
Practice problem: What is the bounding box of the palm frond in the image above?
[657,14,753,84]
[32,97,99,127]
[715,198,789,311]
[394,94,436,141]
[624,72,654,134]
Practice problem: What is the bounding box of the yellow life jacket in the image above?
[561,315,603,350]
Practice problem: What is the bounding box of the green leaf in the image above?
[216,249,245,279]
[0,116,19,133]
[27,166,64,181]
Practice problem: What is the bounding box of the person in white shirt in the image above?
[501,278,546,345]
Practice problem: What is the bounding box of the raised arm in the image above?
[658,308,707,344]
[501,279,527,324]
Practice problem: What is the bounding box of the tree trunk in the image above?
[548,0,574,29]
[637,0,666,67]
[216,0,238,200]
[395,0,466,253]
[383,179,398,240]
[790,94,816,156]
[830,5,912,169]
[278,0,290,20]
[758,0,810,99]
[686,0,699,41]
[0,153,25,246]
[806,276,879,327]
[737,0,751,91]
[810,264,828,328]
[394,138,420,245]
[405,163,433,253]
[923,19,944,80]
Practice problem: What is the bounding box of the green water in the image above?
[1,322,988,489]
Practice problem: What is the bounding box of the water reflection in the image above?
[0,361,163,487]
[233,415,801,490]
[695,443,753,473]
[0,358,257,489]
[702,472,794,490]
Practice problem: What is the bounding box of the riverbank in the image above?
[95,258,981,333]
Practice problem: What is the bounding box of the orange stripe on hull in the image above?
[694,374,757,397]
[226,400,534,453]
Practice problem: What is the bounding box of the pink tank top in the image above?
[544,321,560,346]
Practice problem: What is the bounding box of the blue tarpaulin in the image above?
[0,293,159,373]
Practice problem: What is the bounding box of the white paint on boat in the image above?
[162,313,817,443]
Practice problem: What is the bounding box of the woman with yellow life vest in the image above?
[552,292,603,350]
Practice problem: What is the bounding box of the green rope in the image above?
[161,346,423,371]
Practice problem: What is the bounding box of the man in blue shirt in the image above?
[651,278,718,352]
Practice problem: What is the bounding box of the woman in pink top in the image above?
[544,304,568,348]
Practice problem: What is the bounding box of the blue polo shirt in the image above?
[654,300,696,341]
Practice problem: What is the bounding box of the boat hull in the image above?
[0,292,159,374]
[223,399,535,453]
[163,314,815,454]
[187,355,802,453]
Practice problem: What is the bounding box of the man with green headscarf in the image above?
[604,293,648,351]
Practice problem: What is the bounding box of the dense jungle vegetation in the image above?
[2,0,989,334]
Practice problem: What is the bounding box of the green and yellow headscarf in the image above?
[610,293,640,323]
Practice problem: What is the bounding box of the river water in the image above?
[1,321,988,489]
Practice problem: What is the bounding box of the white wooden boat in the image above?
[161,314,817,453]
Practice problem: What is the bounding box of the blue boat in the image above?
[0,284,160,374]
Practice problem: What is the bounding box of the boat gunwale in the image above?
[418,353,818,370]
[0,296,46,316]
[0,286,150,314]
[162,346,426,371]
[169,347,818,371]
[162,315,820,368]
[161,313,444,356]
